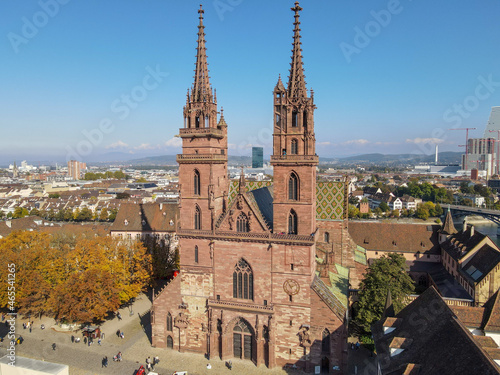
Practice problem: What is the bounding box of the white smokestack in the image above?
[435,144,439,165]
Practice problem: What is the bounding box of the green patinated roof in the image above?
[315,264,349,308]
[355,245,367,265]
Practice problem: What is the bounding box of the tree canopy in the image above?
[0,231,152,323]
[355,253,415,332]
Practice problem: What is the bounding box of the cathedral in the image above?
[152,3,365,373]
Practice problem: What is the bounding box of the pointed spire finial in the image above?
[191,4,213,103]
[288,1,307,99]
[239,167,246,194]
[218,106,228,127]
[383,288,395,318]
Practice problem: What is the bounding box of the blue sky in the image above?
[1,0,500,163]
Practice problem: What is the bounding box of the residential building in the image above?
[67,160,86,180]
[372,287,500,375]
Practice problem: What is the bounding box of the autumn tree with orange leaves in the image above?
[0,231,152,323]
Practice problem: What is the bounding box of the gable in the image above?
[216,192,270,233]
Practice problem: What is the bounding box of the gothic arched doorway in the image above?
[233,319,254,361]
[321,356,330,373]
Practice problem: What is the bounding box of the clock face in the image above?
[283,279,300,295]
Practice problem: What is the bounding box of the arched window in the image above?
[292,111,298,127]
[324,232,330,243]
[167,335,173,349]
[233,319,254,360]
[233,259,253,300]
[291,139,298,155]
[303,111,308,129]
[195,246,199,263]
[194,205,201,230]
[288,210,298,235]
[195,116,200,128]
[237,212,249,233]
[194,170,200,195]
[167,313,173,331]
[289,172,298,201]
[322,329,330,353]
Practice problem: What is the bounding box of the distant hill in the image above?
[123,154,254,166]
[333,151,462,165]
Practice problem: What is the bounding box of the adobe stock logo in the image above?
[213,0,244,21]
[7,0,71,54]
[339,0,405,63]
[65,65,169,162]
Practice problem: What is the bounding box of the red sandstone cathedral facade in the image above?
[152,3,363,373]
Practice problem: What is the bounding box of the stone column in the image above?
[267,315,276,368]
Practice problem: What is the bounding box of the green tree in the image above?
[48,193,60,199]
[415,205,430,220]
[348,204,360,218]
[13,207,29,219]
[98,208,109,222]
[355,253,415,332]
[379,202,389,212]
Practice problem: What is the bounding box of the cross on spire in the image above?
[192,4,213,103]
[288,1,307,99]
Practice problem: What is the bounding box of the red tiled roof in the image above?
[348,222,440,254]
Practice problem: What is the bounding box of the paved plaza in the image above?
[0,294,310,375]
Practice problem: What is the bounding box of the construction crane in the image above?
[449,127,476,173]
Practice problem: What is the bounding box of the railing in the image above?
[208,298,274,312]
[176,154,227,162]
[179,128,224,138]
[178,229,315,244]
[271,155,319,162]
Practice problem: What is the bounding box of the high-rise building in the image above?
[152,3,363,372]
[483,106,500,139]
[251,147,263,168]
[67,160,86,180]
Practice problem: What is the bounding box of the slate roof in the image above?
[441,226,488,261]
[248,186,273,229]
[372,287,500,375]
[110,202,178,232]
[349,222,440,255]
[461,244,500,284]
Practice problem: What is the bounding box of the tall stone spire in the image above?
[192,4,213,103]
[287,1,307,99]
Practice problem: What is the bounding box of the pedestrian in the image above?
[101,332,105,339]
[52,343,56,351]
[97,338,101,346]
[116,329,120,338]
[103,356,108,367]
[120,332,124,339]
[356,341,360,350]
[71,335,74,343]
[23,323,26,330]
[101,357,106,368]
[146,356,151,365]
[29,326,32,333]
[228,360,233,370]
[146,362,152,371]
[117,312,122,320]
[40,324,45,330]
[84,337,87,345]
[154,356,159,365]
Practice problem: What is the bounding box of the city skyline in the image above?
[1,0,500,163]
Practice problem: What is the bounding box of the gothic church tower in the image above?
[271,2,318,236]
